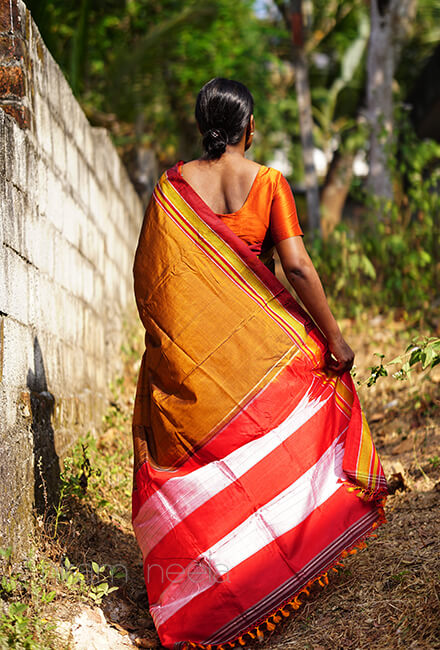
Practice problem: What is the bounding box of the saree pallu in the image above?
[131,163,388,649]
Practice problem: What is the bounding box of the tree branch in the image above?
[272,0,290,31]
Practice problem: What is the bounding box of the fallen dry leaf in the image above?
[387,471,408,494]
[108,620,129,635]
[134,638,159,648]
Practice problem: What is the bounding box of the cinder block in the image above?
[44,54,61,113]
[52,235,75,294]
[82,123,95,171]
[60,193,81,249]
[1,316,34,392]
[93,273,104,307]
[30,41,48,99]
[28,266,61,337]
[2,111,15,182]
[9,122,27,190]
[77,155,90,208]
[64,293,85,346]
[33,91,52,159]
[27,211,55,277]
[2,246,29,324]
[81,262,94,304]
[35,154,48,216]
[45,172,65,233]
[79,217,103,270]
[3,183,27,255]
[33,328,63,390]
[64,136,79,192]
[26,15,46,89]
[0,107,5,179]
[51,117,66,175]
[70,101,86,153]
[23,137,38,203]
[0,417,34,555]
[57,75,75,134]
[88,174,106,224]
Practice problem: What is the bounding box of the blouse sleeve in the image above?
[270,173,303,243]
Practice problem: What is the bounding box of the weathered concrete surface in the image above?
[0,0,143,555]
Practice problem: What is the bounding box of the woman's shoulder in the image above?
[239,160,284,184]
[253,163,284,190]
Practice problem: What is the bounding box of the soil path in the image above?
[52,315,440,649]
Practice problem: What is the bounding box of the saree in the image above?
[131,162,388,650]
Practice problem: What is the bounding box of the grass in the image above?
[1,310,439,649]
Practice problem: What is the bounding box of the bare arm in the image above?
[276,236,354,374]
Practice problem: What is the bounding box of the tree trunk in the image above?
[290,0,321,236]
[366,0,418,201]
[321,151,354,239]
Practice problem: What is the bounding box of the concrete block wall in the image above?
[0,0,143,554]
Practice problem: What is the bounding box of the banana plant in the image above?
[312,13,369,154]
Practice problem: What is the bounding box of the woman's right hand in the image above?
[325,334,354,375]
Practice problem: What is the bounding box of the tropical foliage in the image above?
[28,0,440,320]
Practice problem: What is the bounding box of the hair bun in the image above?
[203,126,228,158]
[196,78,254,160]
[208,127,227,142]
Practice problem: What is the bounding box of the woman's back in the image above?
[179,158,302,257]
[180,156,261,215]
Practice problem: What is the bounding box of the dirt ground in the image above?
[45,313,440,650]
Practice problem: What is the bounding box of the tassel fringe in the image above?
[181,495,387,650]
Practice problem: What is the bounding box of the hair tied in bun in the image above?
[196,79,254,160]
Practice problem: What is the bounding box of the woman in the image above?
[131,78,388,650]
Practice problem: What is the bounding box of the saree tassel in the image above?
[266,621,275,631]
[300,587,310,596]
[197,505,388,650]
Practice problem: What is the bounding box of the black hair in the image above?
[195,78,254,160]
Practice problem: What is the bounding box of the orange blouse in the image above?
[178,163,303,259]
